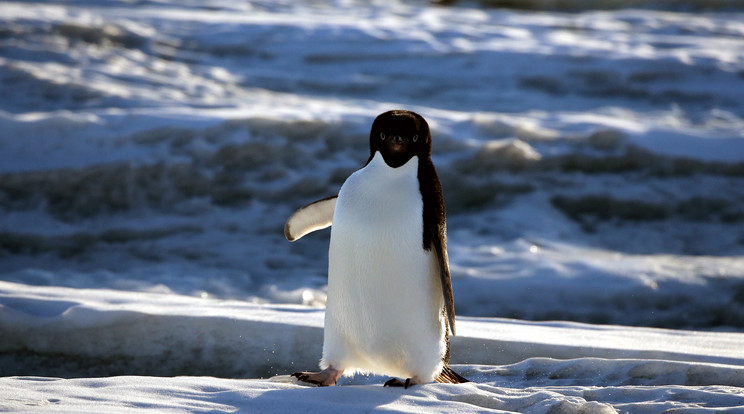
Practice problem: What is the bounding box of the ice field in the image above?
[1,0,744,412]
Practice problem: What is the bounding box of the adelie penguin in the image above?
[284,110,468,388]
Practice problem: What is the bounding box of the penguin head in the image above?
[369,110,431,168]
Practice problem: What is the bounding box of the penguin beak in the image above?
[389,135,406,152]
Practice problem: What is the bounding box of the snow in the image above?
[2,0,744,412]
[3,281,744,413]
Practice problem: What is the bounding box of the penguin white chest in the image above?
[322,153,445,381]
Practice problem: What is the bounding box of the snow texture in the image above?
[3,281,744,413]
[1,0,744,412]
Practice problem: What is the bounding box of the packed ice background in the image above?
[1,0,744,412]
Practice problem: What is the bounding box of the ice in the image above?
[2,0,743,318]
[2,281,744,412]
[4,278,743,377]
[2,0,744,411]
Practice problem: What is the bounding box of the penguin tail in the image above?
[435,365,469,384]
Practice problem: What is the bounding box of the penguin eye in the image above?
[412,135,418,142]
[380,133,386,140]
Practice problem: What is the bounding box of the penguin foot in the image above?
[291,366,344,387]
[383,378,415,389]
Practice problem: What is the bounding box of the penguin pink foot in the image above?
[292,366,344,386]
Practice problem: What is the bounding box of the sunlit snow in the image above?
[1,0,744,412]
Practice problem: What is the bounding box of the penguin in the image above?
[284,110,467,388]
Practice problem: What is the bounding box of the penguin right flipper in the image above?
[284,196,338,242]
[430,229,456,337]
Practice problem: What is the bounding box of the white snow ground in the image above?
[2,280,744,413]
[2,0,744,412]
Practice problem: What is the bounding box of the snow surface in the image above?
[2,0,744,412]
[3,281,744,413]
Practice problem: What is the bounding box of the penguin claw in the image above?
[291,371,333,386]
[291,366,343,387]
[383,378,413,389]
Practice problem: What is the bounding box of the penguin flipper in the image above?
[431,232,457,337]
[420,160,456,338]
[284,196,337,242]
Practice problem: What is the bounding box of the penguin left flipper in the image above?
[430,223,456,337]
[284,196,338,242]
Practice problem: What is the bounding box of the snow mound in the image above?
[2,0,744,331]
[3,281,744,373]
[2,0,744,411]
[2,281,744,413]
